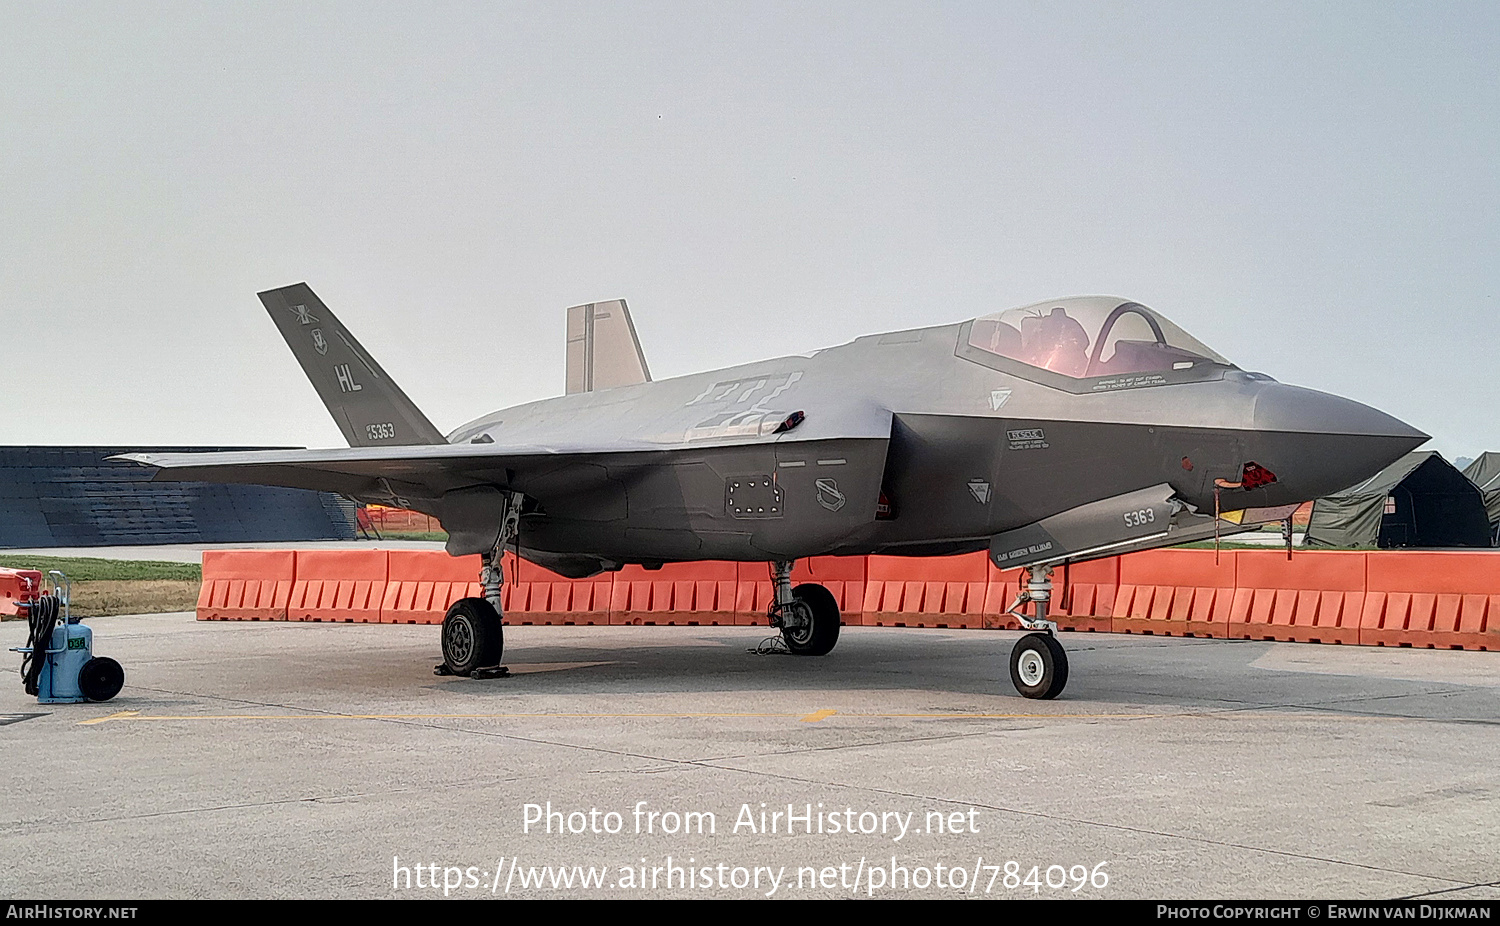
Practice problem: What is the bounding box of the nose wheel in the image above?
[1010,633,1068,699]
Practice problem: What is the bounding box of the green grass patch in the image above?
[0,555,200,583]
[374,531,449,542]
[1176,540,1290,549]
[1176,541,1367,551]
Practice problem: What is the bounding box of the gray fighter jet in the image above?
[117,285,1426,698]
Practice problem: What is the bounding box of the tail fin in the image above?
[258,283,446,447]
[564,299,652,395]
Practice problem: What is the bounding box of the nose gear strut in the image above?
[1004,564,1068,699]
[1005,563,1059,633]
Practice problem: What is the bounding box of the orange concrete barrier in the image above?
[380,551,484,625]
[288,549,388,622]
[508,555,613,625]
[1048,557,1117,633]
[1229,550,1366,644]
[980,565,1026,631]
[863,552,989,628]
[1447,594,1499,652]
[1112,549,1236,638]
[198,551,294,621]
[1362,552,1500,650]
[0,568,43,619]
[800,556,867,625]
[733,562,776,626]
[190,546,1500,651]
[609,562,739,625]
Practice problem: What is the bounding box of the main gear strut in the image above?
[764,560,841,657]
[438,493,522,679]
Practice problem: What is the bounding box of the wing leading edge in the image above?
[114,442,650,506]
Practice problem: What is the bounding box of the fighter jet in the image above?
[116,285,1426,698]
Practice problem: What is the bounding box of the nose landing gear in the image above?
[1005,564,1069,699]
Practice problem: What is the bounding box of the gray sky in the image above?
[2,2,1496,457]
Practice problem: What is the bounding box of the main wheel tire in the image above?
[442,597,504,676]
[782,583,840,656]
[1009,632,1068,699]
[78,656,124,703]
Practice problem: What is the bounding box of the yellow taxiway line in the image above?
[78,709,1164,726]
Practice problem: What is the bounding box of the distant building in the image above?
[0,446,356,548]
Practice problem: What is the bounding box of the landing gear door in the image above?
[989,483,1180,570]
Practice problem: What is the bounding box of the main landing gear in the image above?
[437,497,519,680]
[1005,564,1069,700]
[768,561,841,656]
[439,596,504,678]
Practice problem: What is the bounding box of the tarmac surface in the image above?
[2,613,1497,900]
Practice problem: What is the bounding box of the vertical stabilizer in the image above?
[565,299,652,394]
[258,283,446,447]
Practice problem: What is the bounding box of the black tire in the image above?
[78,656,124,703]
[1009,632,1068,700]
[782,583,840,656]
[442,597,504,676]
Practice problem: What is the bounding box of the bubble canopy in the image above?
[958,297,1232,386]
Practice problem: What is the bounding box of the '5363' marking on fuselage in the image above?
[1123,508,1156,528]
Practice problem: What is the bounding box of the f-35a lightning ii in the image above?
[117,285,1426,698]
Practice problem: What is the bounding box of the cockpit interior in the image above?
[964,297,1232,382]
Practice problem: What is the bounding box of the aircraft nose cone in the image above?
[1250,384,1428,501]
[1253,383,1426,442]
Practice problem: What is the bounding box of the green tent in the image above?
[1304,451,1492,549]
[1461,452,1500,545]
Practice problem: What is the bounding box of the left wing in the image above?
[116,441,690,507]
[115,442,686,557]
[113,397,895,557]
